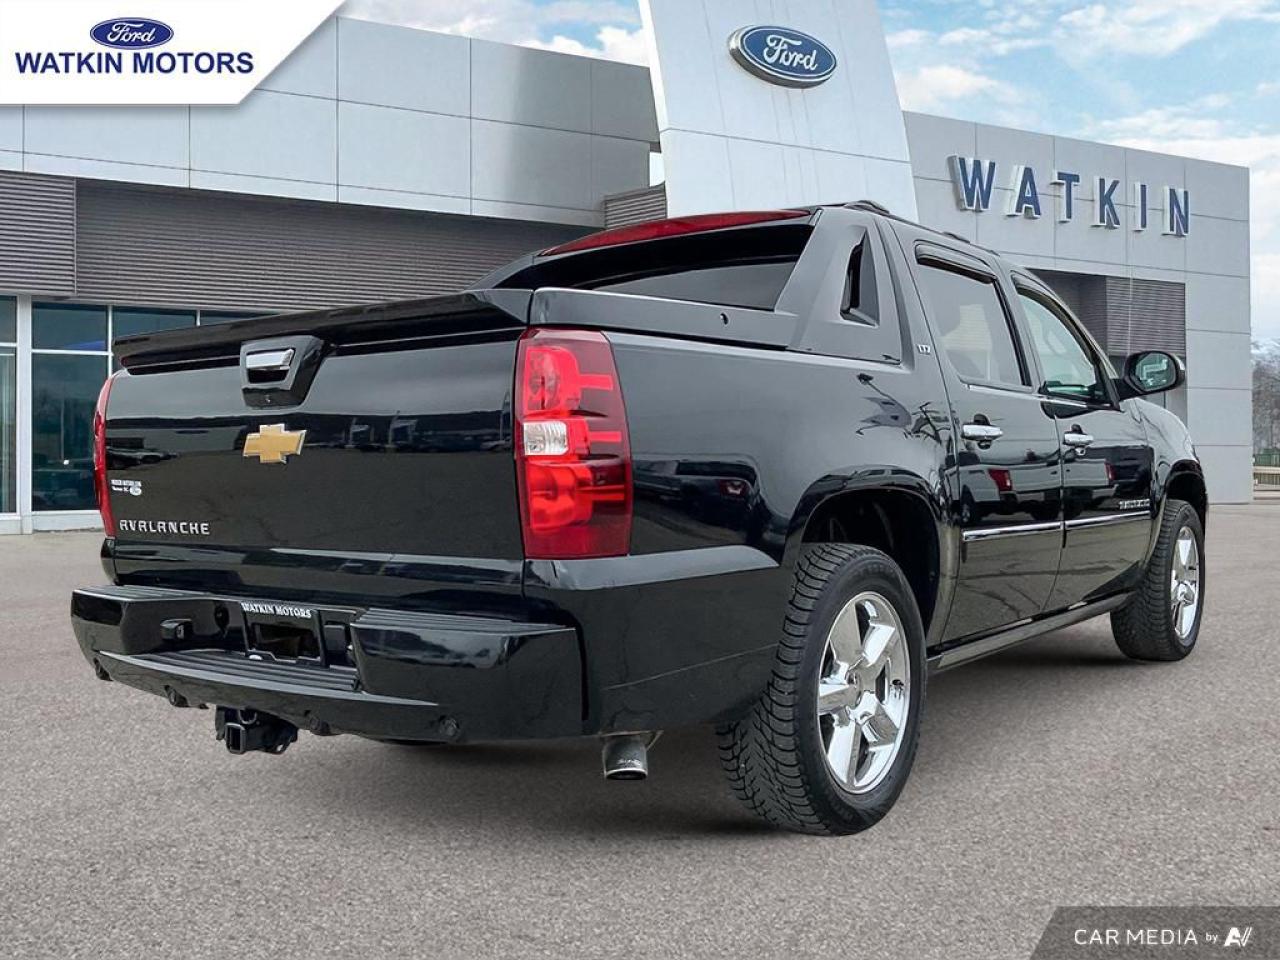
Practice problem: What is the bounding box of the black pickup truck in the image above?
[72,203,1206,835]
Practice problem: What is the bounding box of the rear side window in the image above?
[916,264,1025,388]
[497,223,812,311]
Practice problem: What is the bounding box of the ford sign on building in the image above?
[728,26,837,88]
[0,1,1254,535]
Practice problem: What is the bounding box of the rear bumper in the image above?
[71,585,583,742]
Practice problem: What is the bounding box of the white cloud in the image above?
[895,64,1019,113]
[886,28,930,50]
[1054,0,1280,58]
[937,27,1043,55]
[338,0,641,51]
[527,25,648,64]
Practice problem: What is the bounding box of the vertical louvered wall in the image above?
[1109,277,1187,356]
[74,182,589,312]
[0,173,76,297]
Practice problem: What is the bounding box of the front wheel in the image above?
[1111,497,1205,661]
[717,544,926,836]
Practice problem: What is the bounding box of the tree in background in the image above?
[1256,340,1280,458]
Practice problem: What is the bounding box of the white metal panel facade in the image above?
[639,0,917,219]
[8,17,658,229]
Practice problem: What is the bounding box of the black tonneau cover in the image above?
[114,289,533,371]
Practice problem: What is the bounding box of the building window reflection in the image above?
[25,302,273,513]
[1,297,16,515]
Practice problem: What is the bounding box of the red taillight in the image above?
[93,372,121,537]
[988,468,1014,494]
[515,329,631,559]
[542,210,810,257]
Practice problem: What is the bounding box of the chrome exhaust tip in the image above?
[601,733,659,781]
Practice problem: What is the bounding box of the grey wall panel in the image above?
[75,182,585,312]
[604,186,667,228]
[0,172,76,297]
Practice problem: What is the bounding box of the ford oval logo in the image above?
[90,18,174,50]
[729,25,837,88]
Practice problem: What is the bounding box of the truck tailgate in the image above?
[103,293,529,606]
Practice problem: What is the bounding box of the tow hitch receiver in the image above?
[215,707,298,756]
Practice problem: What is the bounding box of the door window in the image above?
[1017,292,1108,403]
[916,264,1024,387]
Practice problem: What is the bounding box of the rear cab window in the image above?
[496,219,814,311]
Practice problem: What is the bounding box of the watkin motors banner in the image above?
[0,1,343,104]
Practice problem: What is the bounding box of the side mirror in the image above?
[1120,351,1185,398]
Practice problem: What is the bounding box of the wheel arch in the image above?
[1164,460,1208,526]
[793,475,949,637]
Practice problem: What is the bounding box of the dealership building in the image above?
[0,3,1253,534]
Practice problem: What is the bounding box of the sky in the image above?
[336,0,1280,342]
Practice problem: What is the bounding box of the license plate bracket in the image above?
[240,601,323,663]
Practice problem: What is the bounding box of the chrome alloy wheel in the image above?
[816,592,911,794]
[1170,526,1202,641]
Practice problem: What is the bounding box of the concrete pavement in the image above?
[1,506,1277,959]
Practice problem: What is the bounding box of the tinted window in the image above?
[1018,292,1107,403]
[842,239,879,325]
[32,353,107,511]
[497,223,812,312]
[33,304,108,352]
[113,307,197,339]
[0,297,15,343]
[917,265,1024,387]
[594,261,797,310]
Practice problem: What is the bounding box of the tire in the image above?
[717,544,926,836]
[1111,497,1205,662]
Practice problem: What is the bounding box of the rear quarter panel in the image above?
[532,326,954,733]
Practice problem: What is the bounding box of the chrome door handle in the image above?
[1063,431,1094,448]
[961,423,1004,443]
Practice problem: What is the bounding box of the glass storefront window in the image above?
[113,307,197,340]
[32,354,107,512]
[200,310,265,325]
[0,297,15,343]
[33,303,109,352]
[1,345,15,514]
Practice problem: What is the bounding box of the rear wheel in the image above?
[1111,497,1205,661]
[717,544,926,835]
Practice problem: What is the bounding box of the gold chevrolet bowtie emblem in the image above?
[243,424,306,464]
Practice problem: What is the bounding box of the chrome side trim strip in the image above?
[1065,512,1152,530]
[962,521,1063,543]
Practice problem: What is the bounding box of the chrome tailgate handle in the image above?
[244,348,295,374]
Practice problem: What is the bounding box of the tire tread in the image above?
[717,544,920,835]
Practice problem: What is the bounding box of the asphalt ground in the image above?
[2,505,1277,959]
